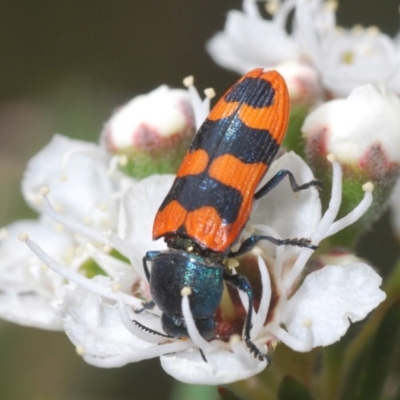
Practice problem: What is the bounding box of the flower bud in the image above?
[275,62,321,108]
[102,85,195,178]
[302,84,400,245]
[276,62,322,155]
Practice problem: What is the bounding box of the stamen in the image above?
[76,345,85,355]
[39,186,50,196]
[111,283,122,292]
[243,0,262,18]
[283,159,342,289]
[20,234,142,308]
[185,79,207,130]
[102,245,112,254]
[182,75,194,87]
[86,246,129,279]
[251,246,263,256]
[295,0,323,70]
[0,228,8,239]
[181,295,219,352]
[269,325,314,352]
[107,156,121,176]
[83,340,193,367]
[367,26,380,35]
[265,1,279,15]
[41,194,108,245]
[180,286,192,296]
[18,232,29,242]
[40,191,133,262]
[55,224,64,232]
[351,24,363,35]
[237,288,251,315]
[230,264,251,314]
[311,158,342,243]
[325,0,338,12]
[226,259,239,269]
[251,224,284,278]
[326,183,373,237]
[251,256,272,338]
[204,88,216,99]
[118,155,128,167]
[229,334,241,346]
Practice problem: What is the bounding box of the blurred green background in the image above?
[0,1,399,399]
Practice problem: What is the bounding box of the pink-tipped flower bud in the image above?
[302,84,400,244]
[303,84,400,179]
[102,85,195,178]
[274,62,322,108]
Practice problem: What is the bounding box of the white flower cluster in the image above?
[0,79,385,384]
[208,0,400,99]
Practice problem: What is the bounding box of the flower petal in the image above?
[0,218,72,329]
[160,343,267,384]
[283,263,386,347]
[207,9,299,75]
[118,174,172,273]
[0,293,62,329]
[22,134,116,229]
[250,152,321,258]
[61,278,158,358]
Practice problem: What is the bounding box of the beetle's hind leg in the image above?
[228,235,317,258]
[223,271,269,362]
[254,169,322,200]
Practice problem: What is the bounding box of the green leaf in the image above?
[356,298,400,400]
[278,376,314,400]
[218,387,244,400]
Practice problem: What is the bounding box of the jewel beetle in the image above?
[137,68,321,360]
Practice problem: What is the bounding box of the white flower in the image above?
[19,151,383,384]
[22,134,119,229]
[208,0,400,98]
[207,0,300,75]
[0,218,71,329]
[302,84,400,173]
[0,134,135,329]
[296,0,400,97]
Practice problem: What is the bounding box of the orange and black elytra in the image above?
[136,69,322,362]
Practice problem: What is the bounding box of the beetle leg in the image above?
[142,251,161,281]
[228,235,317,258]
[223,271,268,362]
[254,169,322,200]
